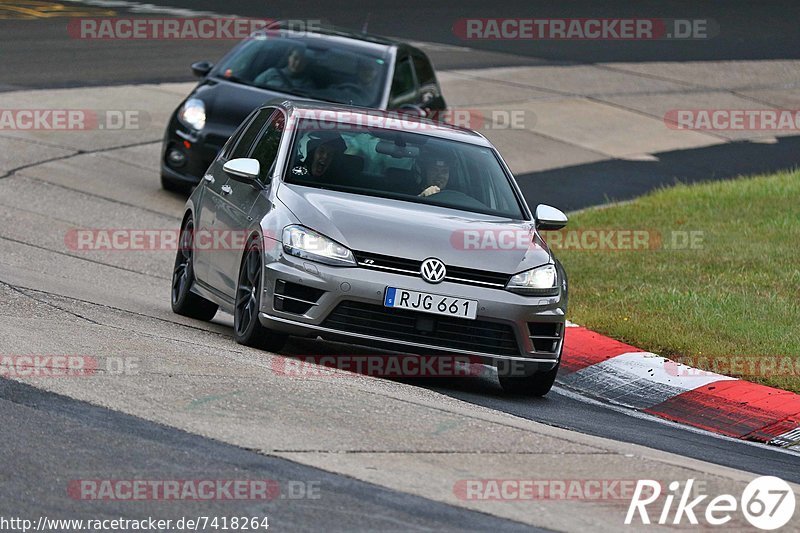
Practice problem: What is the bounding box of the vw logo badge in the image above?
[420,258,446,284]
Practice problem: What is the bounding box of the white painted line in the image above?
[769,427,800,448]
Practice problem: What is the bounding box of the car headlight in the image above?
[178,98,206,130]
[506,263,559,296]
[282,225,356,266]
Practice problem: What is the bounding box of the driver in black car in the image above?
[354,58,381,105]
[255,46,316,90]
[417,148,453,197]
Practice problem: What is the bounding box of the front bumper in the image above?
[258,254,566,365]
[161,118,234,185]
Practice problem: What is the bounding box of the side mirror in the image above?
[535,204,568,230]
[223,158,260,183]
[191,60,214,78]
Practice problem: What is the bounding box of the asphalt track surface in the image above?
[5,0,800,211]
[0,378,541,532]
[3,0,800,90]
[1,1,800,530]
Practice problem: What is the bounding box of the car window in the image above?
[220,110,257,160]
[284,118,525,219]
[250,111,286,182]
[212,35,389,108]
[389,56,416,107]
[230,109,272,160]
[412,54,436,86]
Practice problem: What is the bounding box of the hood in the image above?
[277,185,552,275]
[195,79,310,129]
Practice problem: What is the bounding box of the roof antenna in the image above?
[361,13,370,34]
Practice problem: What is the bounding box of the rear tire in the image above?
[171,217,219,321]
[497,360,559,397]
[234,238,288,352]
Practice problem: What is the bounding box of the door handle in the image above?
[221,184,233,195]
[203,174,215,184]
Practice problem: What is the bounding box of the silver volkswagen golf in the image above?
[171,101,569,395]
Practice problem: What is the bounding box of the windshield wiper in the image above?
[282,88,338,104]
[270,86,345,105]
[216,74,255,88]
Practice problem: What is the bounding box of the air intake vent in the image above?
[274,280,325,315]
[527,322,562,354]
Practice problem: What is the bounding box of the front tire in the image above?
[171,217,219,321]
[234,238,287,352]
[497,360,559,397]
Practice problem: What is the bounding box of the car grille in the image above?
[321,301,521,356]
[353,251,510,289]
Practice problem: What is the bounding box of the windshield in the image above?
[284,119,526,219]
[213,36,389,108]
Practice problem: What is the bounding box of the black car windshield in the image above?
[213,36,389,108]
[284,119,526,219]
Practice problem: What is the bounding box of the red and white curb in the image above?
[559,323,800,449]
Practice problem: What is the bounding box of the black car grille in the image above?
[353,251,510,289]
[321,301,521,356]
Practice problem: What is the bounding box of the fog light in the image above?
[167,148,186,167]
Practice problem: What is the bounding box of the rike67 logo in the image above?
[626,477,796,530]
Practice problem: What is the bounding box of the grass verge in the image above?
[554,170,800,392]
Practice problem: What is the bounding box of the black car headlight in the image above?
[506,263,559,296]
[178,98,206,131]
[282,225,356,267]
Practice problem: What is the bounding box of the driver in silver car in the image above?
[292,134,347,181]
[417,147,453,197]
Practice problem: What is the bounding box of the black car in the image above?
[161,24,447,193]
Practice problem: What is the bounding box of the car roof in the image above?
[253,22,411,55]
[268,100,492,146]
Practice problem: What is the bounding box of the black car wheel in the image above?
[171,217,219,320]
[234,238,287,351]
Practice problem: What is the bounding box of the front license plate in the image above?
[384,287,478,320]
